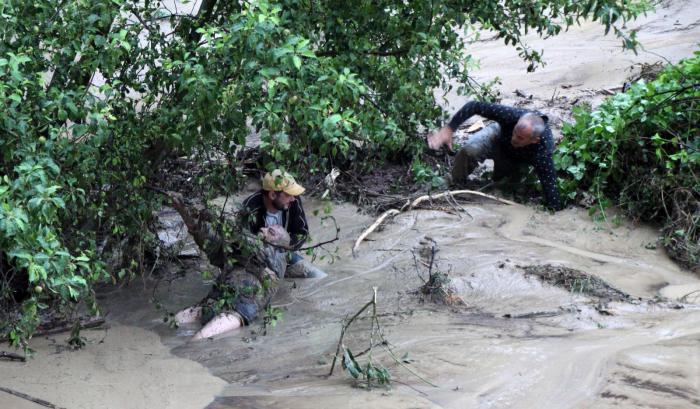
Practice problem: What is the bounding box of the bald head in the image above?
[512,113,545,148]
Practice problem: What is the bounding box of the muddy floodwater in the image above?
[2,1,700,408]
[3,195,700,409]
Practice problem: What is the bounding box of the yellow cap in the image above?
[262,169,305,196]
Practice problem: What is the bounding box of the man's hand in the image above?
[427,126,454,151]
[259,225,291,248]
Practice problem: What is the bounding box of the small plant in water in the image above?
[67,322,86,350]
[330,288,437,390]
[263,305,284,329]
[341,347,392,388]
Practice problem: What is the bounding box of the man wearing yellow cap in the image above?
[165,168,325,340]
[240,169,327,278]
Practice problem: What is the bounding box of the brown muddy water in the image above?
[3,1,700,407]
[2,193,699,409]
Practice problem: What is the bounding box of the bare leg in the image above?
[191,312,244,340]
[174,306,203,325]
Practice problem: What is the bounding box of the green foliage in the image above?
[555,50,700,270]
[1,0,651,347]
[411,159,445,189]
[342,346,391,388]
[0,147,106,350]
[263,305,283,329]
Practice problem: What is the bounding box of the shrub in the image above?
[555,50,700,271]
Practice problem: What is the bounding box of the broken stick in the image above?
[409,189,517,209]
[0,316,106,343]
[353,190,515,255]
[0,351,26,362]
[352,209,400,256]
[0,387,67,409]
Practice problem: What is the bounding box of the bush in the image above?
[555,50,700,271]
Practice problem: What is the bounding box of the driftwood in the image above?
[352,190,515,254]
[409,190,517,209]
[0,317,107,343]
[0,386,66,409]
[34,317,106,337]
[352,209,400,256]
[0,351,26,362]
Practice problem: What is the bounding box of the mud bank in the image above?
[0,324,226,409]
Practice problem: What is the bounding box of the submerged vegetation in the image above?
[0,0,652,349]
[555,50,700,271]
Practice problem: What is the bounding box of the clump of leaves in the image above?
[263,305,284,329]
[555,49,700,271]
[420,271,465,306]
[342,347,391,389]
[416,239,464,306]
[67,321,87,350]
[522,264,631,302]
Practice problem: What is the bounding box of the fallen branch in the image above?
[352,209,400,256]
[680,289,700,303]
[36,316,106,337]
[0,316,106,343]
[328,292,375,376]
[328,287,437,388]
[0,351,26,362]
[409,190,517,209]
[352,190,514,255]
[0,386,66,409]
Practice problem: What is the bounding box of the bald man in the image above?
[428,101,563,211]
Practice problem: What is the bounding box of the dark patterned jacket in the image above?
[241,191,310,250]
[448,101,563,210]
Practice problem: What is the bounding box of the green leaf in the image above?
[342,347,362,379]
[324,114,342,127]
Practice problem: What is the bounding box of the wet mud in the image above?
[2,184,699,409]
[185,200,699,409]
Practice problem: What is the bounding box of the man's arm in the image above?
[532,154,564,211]
[448,101,526,131]
[428,101,527,150]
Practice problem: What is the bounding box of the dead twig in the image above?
[0,387,67,409]
[353,190,512,255]
[679,289,700,303]
[410,189,517,209]
[329,295,375,376]
[296,216,341,251]
[329,287,437,388]
[0,351,26,362]
[34,317,106,338]
[515,89,532,99]
[0,316,106,343]
[352,209,400,256]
